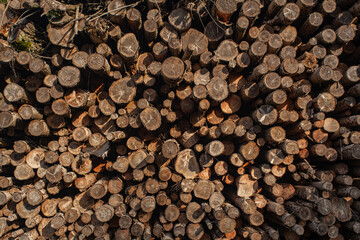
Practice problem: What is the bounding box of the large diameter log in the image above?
[16,199,41,219]
[128,149,147,169]
[175,149,200,179]
[140,107,162,131]
[3,83,27,103]
[186,202,205,223]
[181,28,208,57]
[14,164,35,180]
[194,180,215,200]
[339,144,360,160]
[205,22,225,49]
[236,174,258,197]
[109,76,136,104]
[0,112,20,129]
[240,141,260,161]
[252,105,278,126]
[215,40,238,62]
[117,33,139,62]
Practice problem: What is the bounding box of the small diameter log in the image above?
[161,139,179,159]
[217,217,236,234]
[284,201,311,221]
[252,105,278,126]
[143,23,158,45]
[16,51,31,67]
[342,65,360,86]
[164,204,180,222]
[72,51,88,69]
[240,0,261,24]
[0,47,15,63]
[205,140,224,157]
[186,202,205,223]
[161,57,184,84]
[314,92,337,113]
[126,8,142,32]
[0,191,11,205]
[35,87,51,104]
[266,200,285,216]
[235,16,249,42]
[88,53,110,74]
[336,25,356,45]
[29,58,51,75]
[339,144,360,160]
[128,149,147,169]
[187,223,204,240]
[89,178,108,200]
[310,65,333,84]
[249,41,267,63]
[240,141,260,161]
[107,0,126,24]
[152,42,168,61]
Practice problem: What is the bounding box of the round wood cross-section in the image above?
[57,66,81,88]
[161,57,185,83]
[109,76,136,104]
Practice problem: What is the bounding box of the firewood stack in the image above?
[0,0,360,239]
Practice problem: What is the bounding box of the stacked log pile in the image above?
[0,0,360,239]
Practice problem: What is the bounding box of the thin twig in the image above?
[31,54,53,59]
[87,1,141,22]
[0,2,10,28]
[74,5,79,35]
[63,16,86,29]
[200,0,225,32]
[14,9,31,25]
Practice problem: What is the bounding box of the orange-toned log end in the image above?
[223,174,234,185]
[215,0,237,22]
[198,168,211,180]
[225,229,237,239]
[221,95,242,115]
